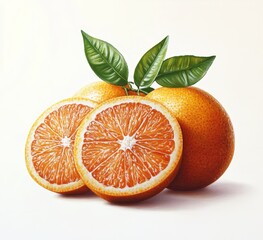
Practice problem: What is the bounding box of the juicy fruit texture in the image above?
[73,81,126,103]
[25,98,97,193]
[147,87,234,190]
[74,97,183,202]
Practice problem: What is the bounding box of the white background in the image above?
[1,0,263,239]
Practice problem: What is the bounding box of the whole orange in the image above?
[147,87,235,190]
[73,81,126,103]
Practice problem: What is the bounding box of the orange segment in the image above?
[132,145,171,177]
[135,139,175,154]
[82,141,121,172]
[25,98,97,193]
[74,96,183,202]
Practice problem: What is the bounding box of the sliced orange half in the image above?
[25,98,97,194]
[74,96,183,202]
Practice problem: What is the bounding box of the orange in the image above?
[25,98,97,194]
[74,96,183,202]
[147,87,235,190]
[73,81,126,103]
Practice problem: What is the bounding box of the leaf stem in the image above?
[122,87,129,96]
[139,89,149,95]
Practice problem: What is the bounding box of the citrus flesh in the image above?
[73,81,126,103]
[74,96,183,202]
[147,87,235,190]
[25,98,97,193]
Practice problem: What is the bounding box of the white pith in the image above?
[119,135,136,150]
[61,136,71,148]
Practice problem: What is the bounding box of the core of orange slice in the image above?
[74,96,183,202]
[25,98,97,193]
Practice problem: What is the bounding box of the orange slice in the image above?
[74,96,183,202]
[25,98,97,193]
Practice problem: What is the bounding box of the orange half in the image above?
[25,98,97,193]
[74,96,183,202]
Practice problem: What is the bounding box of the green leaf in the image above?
[81,30,128,86]
[156,55,216,87]
[134,36,169,89]
[140,87,155,94]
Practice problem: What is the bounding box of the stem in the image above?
[139,89,149,95]
[122,87,129,96]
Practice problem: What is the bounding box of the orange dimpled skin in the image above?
[73,81,126,103]
[74,97,183,202]
[147,87,235,190]
[25,98,97,193]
